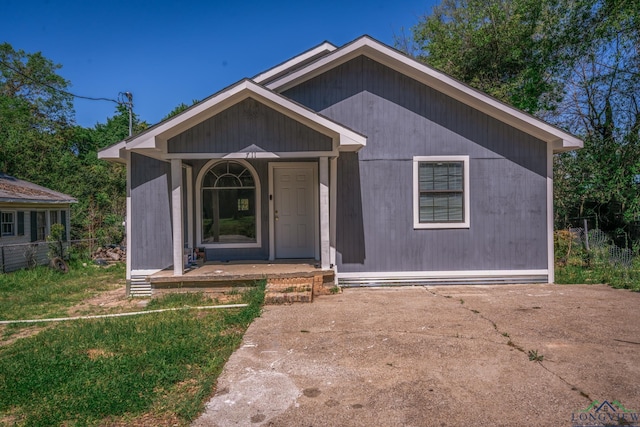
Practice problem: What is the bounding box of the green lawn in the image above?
[0,261,126,321]
[0,264,265,426]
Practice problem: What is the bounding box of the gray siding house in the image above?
[0,173,75,272]
[99,36,582,286]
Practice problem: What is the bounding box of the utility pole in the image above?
[124,92,133,137]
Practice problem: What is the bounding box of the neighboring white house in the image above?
[0,173,76,272]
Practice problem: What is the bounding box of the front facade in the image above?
[0,173,75,272]
[99,36,582,287]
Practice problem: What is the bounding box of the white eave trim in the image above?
[122,80,366,153]
[98,140,127,162]
[253,42,337,84]
[266,36,582,153]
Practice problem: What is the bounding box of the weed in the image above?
[281,286,296,293]
[528,349,544,362]
[329,286,340,294]
[460,299,464,304]
[555,231,640,291]
[300,330,310,333]
[502,332,510,338]
[471,309,480,314]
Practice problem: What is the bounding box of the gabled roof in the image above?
[265,35,583,153]
[99,79,366,161]
[253,41,337,85]
[0,173,77,204]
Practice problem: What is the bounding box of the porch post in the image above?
[319,157,330,269]
[125,151,132,282]
[329,157,337,269]
[171,159,184,276]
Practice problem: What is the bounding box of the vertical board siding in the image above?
[167,98,333,153]
[130,153,173,270]
[285,55,548,273]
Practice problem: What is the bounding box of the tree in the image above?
[161,99,200,121]
[67,104,148,244]
[407,0,566,113]
[0,43,148,245]
[552,0,640,243]
[0,43,74,181]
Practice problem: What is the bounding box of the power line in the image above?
[0,59,120,104]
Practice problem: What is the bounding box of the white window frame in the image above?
[413,155,470,229]
[195,159,262,249]
[1,211,16,237]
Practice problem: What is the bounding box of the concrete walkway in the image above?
[193,284,640,426]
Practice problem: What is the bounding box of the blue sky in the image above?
[2,0,437,128]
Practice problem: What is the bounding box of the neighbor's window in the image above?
[36,211,46,241]
[1,212,15,237]
[413,156,469,229]
[201,161,257,244]
[50,210,59,227]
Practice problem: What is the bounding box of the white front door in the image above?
[273,164,317,259]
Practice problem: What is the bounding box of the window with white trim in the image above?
[413,156,470,229]
[201,160,258,244]
[1,211,15,236]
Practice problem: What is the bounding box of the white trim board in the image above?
[130,269,161,277]
[268,162,319,261]
[253,41,337,84]
[195,159,262,249]
[102,80,366,157]
[412,155,470,229]
[338,270,549,285]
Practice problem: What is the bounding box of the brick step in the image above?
[265,277,314,304]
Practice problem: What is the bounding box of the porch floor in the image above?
[148,260,336,303]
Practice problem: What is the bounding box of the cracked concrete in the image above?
[193,284,640,426]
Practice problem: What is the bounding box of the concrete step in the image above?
[129,276,152,297]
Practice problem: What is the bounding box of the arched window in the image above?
[201,160,258,244]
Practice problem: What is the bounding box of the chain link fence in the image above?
[568,227,636,268]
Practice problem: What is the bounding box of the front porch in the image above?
[139,260,336,303]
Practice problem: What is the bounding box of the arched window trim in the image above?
[195,159,261,249]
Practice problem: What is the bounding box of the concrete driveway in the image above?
[194,284,640,426]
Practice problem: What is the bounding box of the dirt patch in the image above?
[67,287,147,316]
[85,348,115,360]
[0,324,52,347]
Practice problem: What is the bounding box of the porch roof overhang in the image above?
[98,79,366,162]
[265,36,583,154]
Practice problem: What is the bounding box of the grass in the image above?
[554,231,640,291]
[0,261,126,320]
[0,281,265,426]
[555,262,640,291]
